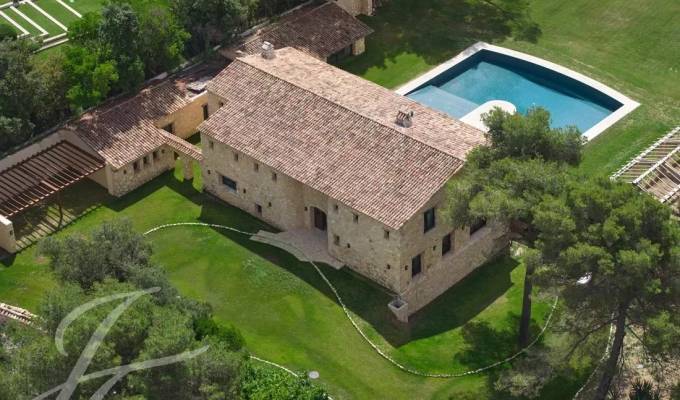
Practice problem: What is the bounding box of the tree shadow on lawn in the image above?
[338,0,524,79]
[457,318,593,400]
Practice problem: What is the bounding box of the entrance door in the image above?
[313,207,327,231]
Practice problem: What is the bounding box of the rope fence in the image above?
[144,222,559,378]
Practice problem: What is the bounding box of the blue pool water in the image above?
[407,50,622,133]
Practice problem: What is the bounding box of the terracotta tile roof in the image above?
[226,1,373,60]
[68,79,205,169]
[202,48,486,229]
[160,130,204,162]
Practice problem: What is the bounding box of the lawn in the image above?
[338,0,680,176]
[0,167,578,399]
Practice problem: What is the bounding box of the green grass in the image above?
[339,0,680,177]
[0,167,575,399]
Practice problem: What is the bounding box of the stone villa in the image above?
[199,47,507,318]
[0,0,508,320]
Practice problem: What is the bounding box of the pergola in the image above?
[0,140,105,218]
[612,126,680,213]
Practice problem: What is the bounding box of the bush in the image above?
[629,380,661,400]
[0,24,15,41]
[194,316,246,351]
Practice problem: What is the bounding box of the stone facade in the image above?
[335,0,373,16]
[107,146,176,197]
[201,117,509,318]
[0,215,16,253]
[155,93,209,140]
[351,38,366,56]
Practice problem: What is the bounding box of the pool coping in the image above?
[395,42,640,141]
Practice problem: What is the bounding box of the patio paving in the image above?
[251,228,344,269]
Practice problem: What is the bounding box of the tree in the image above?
[0,24,16,41]
[0,38,67,152]
[446,107,583,347]
[39,219,152,290]
[532,178,680,399]
[171,0,253,54]
[98,3,145,92]
[137,6,190,76]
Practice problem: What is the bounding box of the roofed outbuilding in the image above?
[222,1,373,61]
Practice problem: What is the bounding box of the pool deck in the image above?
[396,42,640,140]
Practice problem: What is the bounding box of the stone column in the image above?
[352,38,366,56]
[0,215,17,254]
[182,157,194,181]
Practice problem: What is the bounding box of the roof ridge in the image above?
[234,53,465,164]
[241,2,333,48]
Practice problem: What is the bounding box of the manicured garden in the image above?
[0,167,571,399]
[339,0,680,176]
[2,0,678,398]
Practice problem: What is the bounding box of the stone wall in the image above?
[335,0,373,15]
[327,201,402,292]
[0,215,16,253]
[155,93,209,140]
[393,186,509,315]
[108,146,175,197]
[352,38,366,56]
[202,135,306,230]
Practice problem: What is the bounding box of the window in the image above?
[209,141,214,150]
[268,202,272,207]
[221,175,237,192]
[442,233,452,256]
[143,155,149,166]
[254,163,259,172]
[162,123,174,134]
[271,172,277,181]
[202,104,209,120]
[152,150,159,161]
[333,235,340,245]
[255,203,262,215]
[219,101,224,107]
[333,204,339,212]
[424,208,436,233]
[411,254,422,277]
[133,160,140,173]
[353,213,359,223]
[384,230,390,239]
[233,152,239,162]
[470,218,487,235]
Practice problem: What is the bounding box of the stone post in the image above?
[0,215,17,254]
[182,157,194,181]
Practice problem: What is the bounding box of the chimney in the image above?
[261,41,275,60]
[396,110,414,128]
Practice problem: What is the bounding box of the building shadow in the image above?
[191,193,518,348]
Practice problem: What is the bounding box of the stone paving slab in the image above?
[251,229,344,269]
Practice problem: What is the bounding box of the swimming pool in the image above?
[397,43,639,140]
